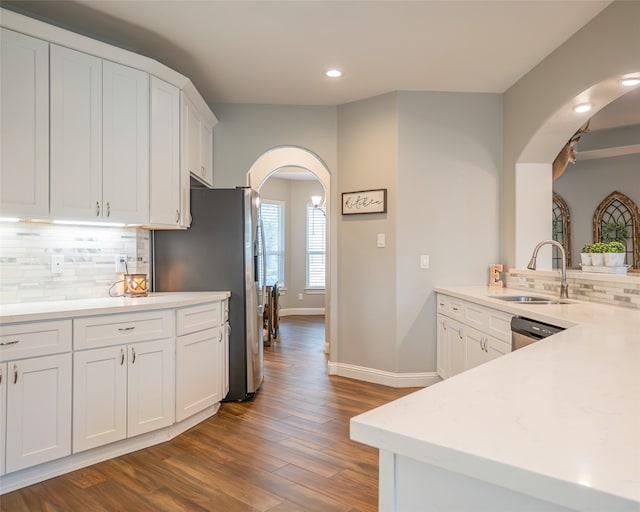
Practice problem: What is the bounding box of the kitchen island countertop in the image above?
[351,286,640,511]
[0,292,231,324]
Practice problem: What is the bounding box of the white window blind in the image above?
[306,205,326,289]
[260,201,285,287]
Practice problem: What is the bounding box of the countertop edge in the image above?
[0,292,231,324]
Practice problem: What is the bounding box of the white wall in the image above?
[396,91,502,372]
[553,152,640,265]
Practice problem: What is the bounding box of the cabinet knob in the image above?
[13,364,18,384]
[131,347,136,364]
[201,165,205,177]
[96,201,101,216]
[176,209,181,223]
[458,328,463,339]
[0,367,3,385]
[120,348,125,366]
[106,202,111,217]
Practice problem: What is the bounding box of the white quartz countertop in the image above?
[0,291,231,324]
[351,286,640,511]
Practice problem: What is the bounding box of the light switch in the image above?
[420,255,430,269]
[377,233,385,248]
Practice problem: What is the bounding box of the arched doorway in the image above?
[246,146,335,357]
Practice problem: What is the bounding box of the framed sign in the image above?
[342,189,387,215]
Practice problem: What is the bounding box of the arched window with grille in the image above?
[593,191,640,269]
[552,192,572,268]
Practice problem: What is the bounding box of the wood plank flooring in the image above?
[1,316,421,512]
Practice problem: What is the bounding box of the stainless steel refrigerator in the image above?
[153,187,265,401]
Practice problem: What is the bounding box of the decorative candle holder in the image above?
[123,274,148,297]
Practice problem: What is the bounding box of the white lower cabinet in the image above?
[73,338,174,453]
[5,353,72,473]
[175,327,220,422]
[437,294,513,379]
[221,320,230,400]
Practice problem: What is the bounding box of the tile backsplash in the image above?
[505,269,640,310]
[0,222,150,304]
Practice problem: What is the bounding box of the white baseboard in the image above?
[327,361,441,388]
[280,307,325,317]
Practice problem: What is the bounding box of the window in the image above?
[306,204,326,289]
[260,201,285,286]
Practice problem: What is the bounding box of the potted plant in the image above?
[604,241,626,267]
[590,242,607,266]
[580,244,592,266]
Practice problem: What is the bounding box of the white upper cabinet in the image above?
[0,28,49,219]
[50,45,103,220]
[149,76,185,228]
[102,60,149,224]
[183,92,214,188]
[50,48,149,223]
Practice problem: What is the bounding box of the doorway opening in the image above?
[247,146,334,356]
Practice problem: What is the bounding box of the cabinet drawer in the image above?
[464,302,512,343]
[445,298,465,320]
[436,294,447,315]
[177,302,221,336]
[0,320,72,362]
[74,310,174,350]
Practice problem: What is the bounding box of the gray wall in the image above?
[337,93,399,372]
[553,152,640,265]
[212,103,337,188]
[259,176,326,311]
[502,1,640,268]
[396,91,502,372]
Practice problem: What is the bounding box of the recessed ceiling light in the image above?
[573,103,592,113]
[326,69,342,78]
[620,77,640,87]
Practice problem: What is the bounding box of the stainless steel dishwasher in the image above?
[510,316,565,351]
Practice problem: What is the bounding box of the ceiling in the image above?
[4,0,617,107]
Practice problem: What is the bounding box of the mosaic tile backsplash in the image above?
[0,223,150,304]
[505,269,640,310]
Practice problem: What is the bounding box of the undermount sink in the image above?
[490,295,569,305]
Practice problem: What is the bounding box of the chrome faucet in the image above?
[527,240,569,299]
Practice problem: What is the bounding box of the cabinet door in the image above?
[50,45,103,221]
[73,346,127,453]
[447,318,466,378]
[102,60,149,224]
[184,96,202,180]
[200,119,213,187]
[436,314,448,379]
[0,362,6,476]
[465,326,491,371]
[127,339,175,437]
[176,327,219,422]
[5,353,72,473]
[0,29,49,218]
[149,76,182,228]
[487,337,511,361]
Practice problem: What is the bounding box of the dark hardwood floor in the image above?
[1,316,420,511]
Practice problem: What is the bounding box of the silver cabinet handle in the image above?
[458,328,463,339]
[176,209,181,223]
[201,165,205,177]
[441,320,446,330]
[452,307,459,312]
[0,339,20,346]
[0,367,2,385]
[131,347,136,364]
[218,329,223,342]
[439,302,445,307]
[96,201,101,216]
[106,202,111,217]
[118,326,135,332]
[13,364,18,384]
[120,348,125,366]
[226,322,231,335]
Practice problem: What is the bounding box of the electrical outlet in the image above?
[115,254,127,273]
[298,293,304,301]
[51,254,64,274]
[518,276,527,286]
